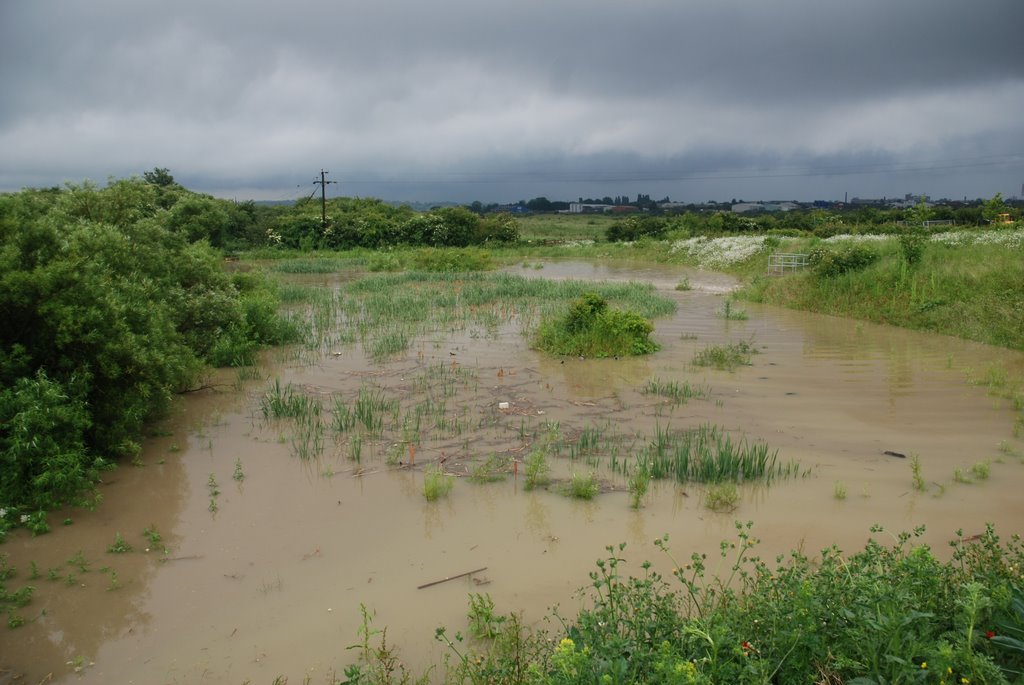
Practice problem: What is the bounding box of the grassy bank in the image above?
[737,230,1024,351]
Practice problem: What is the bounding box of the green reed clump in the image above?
[561,472,600,500]
[290,411,324,460]
[523,449,552,490]
[691,339,757,371]
[271,258,349,273]
[261,379,319,420]
[641,377,709,405]
[627,464,651,509]
[634,423,795,485]
[423,465,454,501]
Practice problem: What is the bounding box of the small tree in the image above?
[982,192,1009,224]
[906,197,932,226]
[143,167,176,187]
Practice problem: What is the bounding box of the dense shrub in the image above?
[606,216,667,242]
[808,244,879,276]
[475,212,521,244]
[0,181,298,517]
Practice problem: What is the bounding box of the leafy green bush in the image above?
[0,180,298,517]
[808,244,879,276]
[606,216,667,242]
[475,212,520,244]
[535,293,659,358]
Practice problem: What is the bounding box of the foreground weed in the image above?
[232,458,245,482]
[833,481,847,500]
[343,604,431,684]
[423,465,454,501]
[467,593,507,640]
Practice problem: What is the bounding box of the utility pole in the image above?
[314,169,337,228]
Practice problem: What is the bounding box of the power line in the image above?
[313,169,337,226]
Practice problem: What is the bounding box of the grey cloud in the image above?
[1,0,1022,201]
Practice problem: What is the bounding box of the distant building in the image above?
[568,202,613,214]
[731,202,798,213]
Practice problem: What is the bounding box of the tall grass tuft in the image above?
[641,378,710,405]
[634,423,796,485]
[562,472,600,499]
[423,465,454,501]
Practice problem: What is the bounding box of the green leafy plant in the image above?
[523,449,551,491]
[467,593,507,640]
[107,532,132,554]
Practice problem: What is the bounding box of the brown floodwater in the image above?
[2,260,1023,684]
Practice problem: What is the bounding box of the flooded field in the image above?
[2,260,1023,685]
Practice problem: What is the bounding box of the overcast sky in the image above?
[2,0,1023,204]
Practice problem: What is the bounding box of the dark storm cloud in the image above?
[1,0,1022,201]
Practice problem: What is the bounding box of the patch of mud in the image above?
[2,261,1022,684]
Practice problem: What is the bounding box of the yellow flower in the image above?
[921,662,927,669]
[961,678,970,684]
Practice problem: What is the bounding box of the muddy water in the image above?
[2,260,1023,684]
